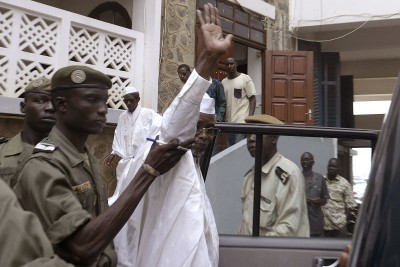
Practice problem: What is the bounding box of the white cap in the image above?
[123,86,138,95]
[200,93,215,115]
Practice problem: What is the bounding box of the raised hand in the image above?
[196,4,233,55]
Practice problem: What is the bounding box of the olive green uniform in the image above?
[14,126,117,266]
[0,178,72,267]
[0,133,33,187]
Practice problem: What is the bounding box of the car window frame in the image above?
[204,122,380,236]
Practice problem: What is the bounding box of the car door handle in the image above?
[313,257,340,267]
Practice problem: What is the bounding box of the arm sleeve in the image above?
[215,80,226,122]
[344,180,358,210]
[244,76,257,98]
[112,115,125,158]
[0,179,72,267]
[160,69,211,142]
[268,169,306,236]
[321,176,330,202]
[14,159,92,245]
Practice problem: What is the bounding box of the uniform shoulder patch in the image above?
[0,137,8,144]
[275,166,290,185]
[33,138,57,153]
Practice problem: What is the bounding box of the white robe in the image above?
[111,106,162,183]
[109,70,219,267]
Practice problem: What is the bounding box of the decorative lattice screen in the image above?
[0,1,144,110]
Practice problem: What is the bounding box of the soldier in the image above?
[240,114,310,237]
[13,3,232,265]
[0,76,55,187]
[13,65,192,266]
[0,178,72,266]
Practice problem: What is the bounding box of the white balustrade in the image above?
[0,0,144,110]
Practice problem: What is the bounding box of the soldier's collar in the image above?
[261,152,281,174]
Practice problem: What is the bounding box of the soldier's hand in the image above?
[144,138,194,175]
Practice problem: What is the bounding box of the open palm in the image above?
[197,4,233,55]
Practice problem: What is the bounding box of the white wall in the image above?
[247,47,263,113]
[133,0,162,110]
[290,0,400,29]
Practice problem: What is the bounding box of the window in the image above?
[88,2,132,29]
[197,0,266,45]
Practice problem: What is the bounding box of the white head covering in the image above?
[200,93,215,115]
[123,86,139,95]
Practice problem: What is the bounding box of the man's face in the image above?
[327,159,338,178]
[21,91,55,133]
[225,58,237,74]
[61,88,109,134]
[123,93,140,113]
[191,113,217,157]
[177,67,191,83]
[247,134,277,163]
[301,153,314,171]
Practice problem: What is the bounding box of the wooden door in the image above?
[264,51,314,125]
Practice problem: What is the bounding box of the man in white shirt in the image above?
[104,87,161,182]
[222,56,256,146]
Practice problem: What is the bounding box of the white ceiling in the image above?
[293,19,400,61]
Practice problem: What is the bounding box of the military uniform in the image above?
[0,133,33,187]
[0,76,52,187]
[0,178,72,267]
[240,152,310,237]
[14,126,117,266]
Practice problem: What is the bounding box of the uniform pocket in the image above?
[72,181,95,210]
[260,196,276,229]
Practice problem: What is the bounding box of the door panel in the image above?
[265,51,314,125]
[219,235,348,267]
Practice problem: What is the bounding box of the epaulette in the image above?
[0,137,8,144]
[275,166,290,185]
[33,138,57,153]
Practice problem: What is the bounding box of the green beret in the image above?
[51,65,112,91]
[20,76,51,98]
[245,114,284,125]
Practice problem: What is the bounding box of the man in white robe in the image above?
[109,4,232,267]
[104,87,161,182]
[109,71,219,266]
